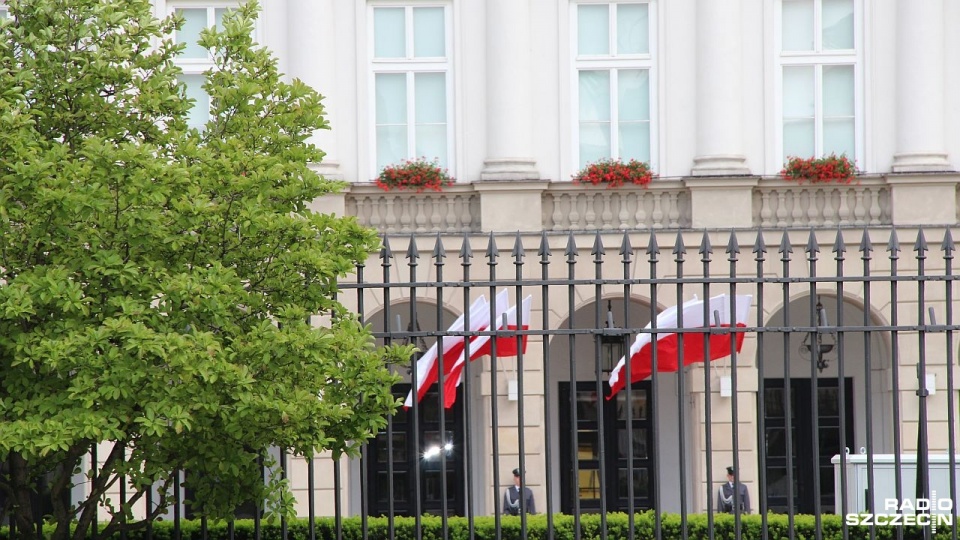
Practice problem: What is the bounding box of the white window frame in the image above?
[570,0,659,174]
[774,0,864,168]
[367,2,455,179]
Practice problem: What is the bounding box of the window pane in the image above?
[784,119,815,158]
[616,388,648,420]
[578,4,609,56]
[782,0,814,51]
[374,7,405,58]
[619,123,650,163]
[415,73,446,124]
[179,74,209,130]
[618,428,648,458]
[377,126,407,171]
[822,64,854,116]
[0,8,8,18]
[376,73,407,124]
[580,124,611,169]
[413,7,444,57]
[415,125,447,166]
[578,469,602,500]
[617,468,650,498]
[214,8,228,31]
[618,69,649,122]
[376,432,407,463]
[822,0,854,50]
[580,70,611,122]
[783,66,814,117]
[617,4,648,55]
[576,390,599,420]
[177,8,208,59]
[578,430,600,460]
[823,118,854,157]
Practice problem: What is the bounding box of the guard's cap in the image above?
[726,466,735,475]
[512,468,522,477]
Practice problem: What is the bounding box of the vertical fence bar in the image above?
[620,233,635,537]
[406,234,423,540]
[833,231,850,540]
[914,231,931,540]
[754,231,770,539]
[307,456,316,540]
[672,232,688,540]
[778,232,796,540]
[513,233,529,531]
[432,234,450,539]
[486,233,502,540]
[888,231,905,540]
[255,454,263,540]
[943,230,958,540]
[565,233,581,540]
[460,233,476,540]
[805,232,823,540]
[379,236,393,540]
[540,232,556,540]
[280,449,287,540]
[859,230,877,540]
[699,233,714,540]
[172,466,179,540]
[591,233,608,540]
[646,234,662,540]
[726,233,743,540]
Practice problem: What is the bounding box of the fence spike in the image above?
[805,229,820,256]
[887,228,901,254]
[380,235,394,262]
[914,227,928,254]
[620,233,633,262]
[538,230,552,260]
[565,232,578,260]
[753,231,767,256]
[432,232,446,261]
[726,231,741,257]
[699,231,712,258]
[459,232,474,262]
[405,234,419,261]
[942,228,955,255]
[486,232,500,261]
[592,231,606,259]
[859,229,873,255]
[833,230,847,255]
[646,234,660,258]
[513,231,525,262]
[778,230,793,255]
[672,231,686,258]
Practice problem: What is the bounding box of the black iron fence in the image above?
[3,228,960,540]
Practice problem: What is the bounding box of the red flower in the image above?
[572,158,655,189]
[780,154,857,184]
[376,158,455,193]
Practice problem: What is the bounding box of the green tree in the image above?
[0,1,406,539]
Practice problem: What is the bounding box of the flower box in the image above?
[376,158,454,193]
[780,154,857,184]
[572,158,654,188]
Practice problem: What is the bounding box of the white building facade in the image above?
[45,0,960,522]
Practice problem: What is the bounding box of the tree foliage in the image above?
[0,1,405,539]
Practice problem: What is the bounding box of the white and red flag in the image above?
[607,293,752,398]
[403,295,490,408]
[442,293,532,408]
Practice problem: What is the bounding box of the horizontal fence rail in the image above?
[3,228,960,540]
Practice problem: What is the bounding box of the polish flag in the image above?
[403,295,490,408]
[608,293,752,398]
[443,293,532,408]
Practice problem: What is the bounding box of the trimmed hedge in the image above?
[1,513,953,540]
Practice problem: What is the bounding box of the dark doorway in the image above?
[366,383,465,517]
[558,381,655,513]
[763,377,854,514]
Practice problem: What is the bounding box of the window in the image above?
[778,0,859,162]
[171,4,232,130]
[370,5,452,175]
[573,2,655,171]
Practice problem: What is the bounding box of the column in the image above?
[892,1,950,172]
[690,0,750,176]
[481,0,539,180]
[287,0,342,181]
